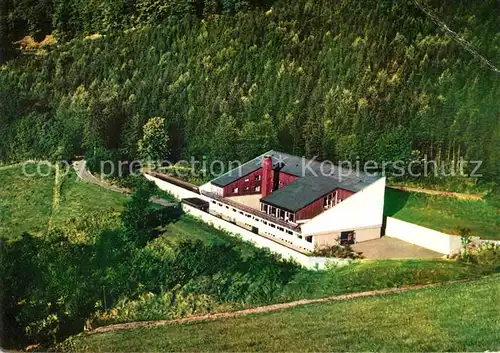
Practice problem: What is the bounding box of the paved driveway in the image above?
[352,237,443,259]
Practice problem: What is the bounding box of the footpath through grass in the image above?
[0,163,128,238]
[384,188,500,239]
[66,274,500,352]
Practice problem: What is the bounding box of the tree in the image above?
[121,179,156,237]
[138,117,170,163]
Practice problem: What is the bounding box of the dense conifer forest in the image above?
[0,0,499,183]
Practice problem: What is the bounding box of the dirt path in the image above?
[89,279,470,335]
[72,160,176,207]
[389,185,483,200]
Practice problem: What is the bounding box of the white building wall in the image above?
[208,200,314,251]
[183,204,351,270]
[301,177,386,236]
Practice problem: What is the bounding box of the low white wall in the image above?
[183,204,350,270]
[385,217,463,255]
[145,173,201,200]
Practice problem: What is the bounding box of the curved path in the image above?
[89,279,470,335]
[389,185,483,200]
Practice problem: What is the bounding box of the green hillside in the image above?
[0,163,127,238]
[384,188,500,239]
[65,275,500,352]
[1,0,499,183]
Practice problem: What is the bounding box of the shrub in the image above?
[89,289,227,328]
[458,242,500,272]
[312,244,363,259]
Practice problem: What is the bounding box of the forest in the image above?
[0,0,499,184]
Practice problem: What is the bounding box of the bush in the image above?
[459,242,500,272]
[89,289,226,328]
[312,244,363,259]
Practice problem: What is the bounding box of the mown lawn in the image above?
[66,274,500,352]
[0,163,128,239]
[384,188,500,239]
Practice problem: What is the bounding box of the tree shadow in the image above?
[384,187,410,217]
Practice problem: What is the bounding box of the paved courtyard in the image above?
[352,236,443,259]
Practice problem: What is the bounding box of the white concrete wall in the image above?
[301,177,386,236]
[385,217,464,255]
[182,204,351,270]
[145,173,201,200]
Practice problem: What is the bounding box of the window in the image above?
[245,186,250,191]
[270,224,276,228]
[244,178,250,182]
[211,201,216,204]
[255,186,261,192]
[278,209,285,220]
[340,231,356,245]
[277,226,284,231]
[263,221,268,225]
[233,187,238,193]
[232,208,237,212]
[239,211,244,215]
[226,205,229,209]
[262,204,268,212]
[286,230,293,235]
[288,213,295,222]
[218,203,223,207]
[305,236,313,243]
[254,175,261,181]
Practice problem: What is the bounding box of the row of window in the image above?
[260,203,295,222]
[244,175,261,182]
[211,200,310,243]
[231,175,262,194]
[232,185,261,194]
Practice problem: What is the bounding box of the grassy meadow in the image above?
[384,188,500,239]
[0,163,128,239]
[65,275,500,352]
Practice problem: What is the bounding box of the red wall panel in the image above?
[295,188,355,221]
[337,188,354,201]
[278,172,299,189]
[222,168,263,197]
[295,198,324,221]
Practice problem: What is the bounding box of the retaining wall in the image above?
[144,173,200,200]
[385,217,464,255]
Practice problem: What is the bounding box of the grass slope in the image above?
[0,163,128,238]
[67,275,500,352]
[385,188,500,239]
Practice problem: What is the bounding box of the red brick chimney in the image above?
[261,155,273,198]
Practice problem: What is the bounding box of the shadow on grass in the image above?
[384,188,410,217]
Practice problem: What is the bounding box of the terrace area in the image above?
[227,194,261,211]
